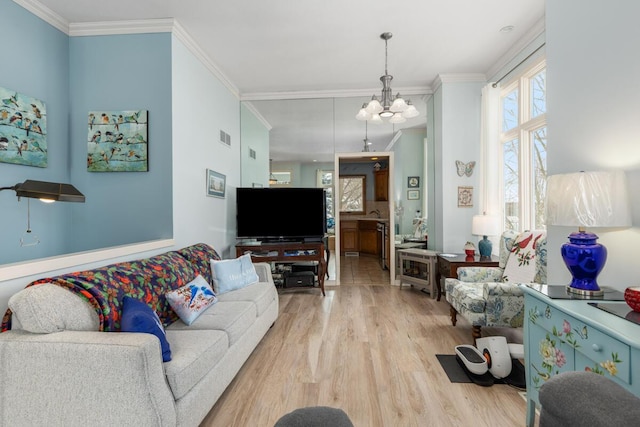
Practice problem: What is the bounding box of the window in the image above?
[339,175,365,214]
[500,59,547,231]
[317,170,334,233]
[270,171,292,186]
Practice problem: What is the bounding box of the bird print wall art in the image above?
[0,86,47,167]
[87,110,148,172]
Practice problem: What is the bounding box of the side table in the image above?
[397,249,438,298]
[436,253,499,301]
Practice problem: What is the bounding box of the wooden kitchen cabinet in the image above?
[374,169,388,201]
[358,221,378,255]
[340,220,358,252]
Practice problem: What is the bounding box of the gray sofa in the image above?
[0,247,278,427]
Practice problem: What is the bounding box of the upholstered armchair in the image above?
[445,229,547,342]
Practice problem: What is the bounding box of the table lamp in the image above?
[546,170,631,296]
[472,213,500,259]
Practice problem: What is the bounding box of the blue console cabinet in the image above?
[522,285,640,427]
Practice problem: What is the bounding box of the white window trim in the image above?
[499,57,546,232]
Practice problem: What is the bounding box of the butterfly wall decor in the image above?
[455,160,476,177]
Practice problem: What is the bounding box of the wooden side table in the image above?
[436,254,499,301]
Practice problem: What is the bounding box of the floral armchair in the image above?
[445,229,547,342]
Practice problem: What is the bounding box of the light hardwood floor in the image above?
[201,254,534,426]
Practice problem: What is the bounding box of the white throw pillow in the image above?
[501,230,546,283]
[165,275,217,326]
[210,253,259,295]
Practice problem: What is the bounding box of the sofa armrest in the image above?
[482,282,525,327]
[457,267,504,282]
[0,330,176,426]
[253,262,274,284]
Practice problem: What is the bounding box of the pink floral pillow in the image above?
[166,275,217,325]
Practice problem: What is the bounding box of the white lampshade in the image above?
[472,214,501,237]
[402,101,419,118]
[390,94,408,112]
[369,113,383,124]
[546,170,631,228]
[389,112,406,124]
[380,109,394,118]
[365,96,383,114]
[356,104,371,121]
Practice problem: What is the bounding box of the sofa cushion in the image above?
[166,275,218,326]
[217,280,276,317]
[210,254,259,295]
[167,301,256,346]
[121,296,171,362]
[163,329,228,400]
[8,283,99,333]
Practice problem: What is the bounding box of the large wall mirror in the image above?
[240,95,429,283]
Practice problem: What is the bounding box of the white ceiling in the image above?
[25,0,545,162]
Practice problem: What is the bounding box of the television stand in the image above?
[235,241,327,296]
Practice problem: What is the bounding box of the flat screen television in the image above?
[236,187,327,242]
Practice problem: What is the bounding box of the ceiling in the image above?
[27,0,545,162]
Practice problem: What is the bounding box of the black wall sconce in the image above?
[0,179,85,203]
[1,180,85,246]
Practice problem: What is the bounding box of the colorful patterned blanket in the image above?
[1,243,221,332]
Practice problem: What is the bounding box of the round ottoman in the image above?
[274,406,354,427]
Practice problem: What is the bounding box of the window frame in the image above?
[499,57,547,232]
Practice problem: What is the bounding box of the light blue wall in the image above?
[171,35,241,258]
[0,0,72,264]
[546,0,640,290]
[300,162,334,188]
[392,128,426,234]
[68,33,173,252]
[240,104,269,187]
[431,80,484,253]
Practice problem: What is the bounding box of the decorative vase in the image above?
[624,287,640,312]
[464,242,475,258]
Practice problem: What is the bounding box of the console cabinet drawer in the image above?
[527,294,631,387]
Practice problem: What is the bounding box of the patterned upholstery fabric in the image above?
[2,243,220,332]
[445,230,546,330]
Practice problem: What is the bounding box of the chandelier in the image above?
[356,32,419,124]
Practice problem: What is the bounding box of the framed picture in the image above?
[252,182,263,188]
[407,189,420,200]
[457,186,473,207]
[408,176,420,188]
[206,169,226,198]
[87,110,148,172]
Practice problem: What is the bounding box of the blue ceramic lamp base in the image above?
[478,236,492,259]
[561,231,606,297]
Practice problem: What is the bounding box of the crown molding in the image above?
[485,17,546,82]
[14,1,240,98]
[68,18,174,36]
[431,73,487,91]
[242,102,272,131]
[13,0,69,33]
[240,86,432,102]
[171,20,239,98]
